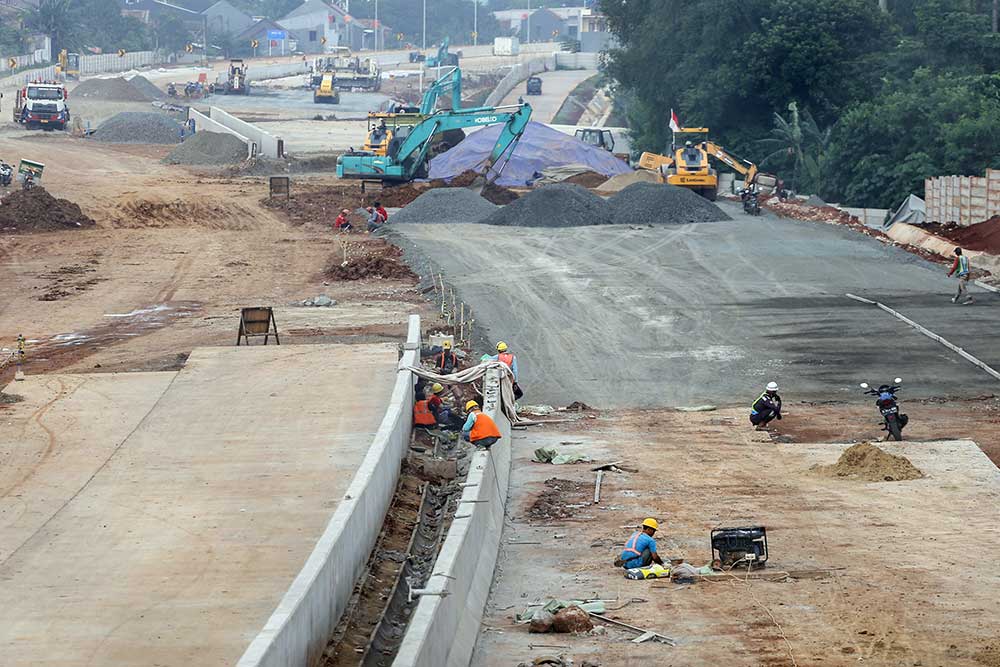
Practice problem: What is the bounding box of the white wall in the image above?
[188,108,256,160]
[208,107,284,158]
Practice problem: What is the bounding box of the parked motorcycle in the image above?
[859,378,908,441]
[741,188,761,216]
[22,171,35,191]
[0,161,13,187]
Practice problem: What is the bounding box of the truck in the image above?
[13,81,70,131]
[493,36,520,56]
[525,76,542,95]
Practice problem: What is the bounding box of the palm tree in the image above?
[757,102,830,194]
[23,0,78,55]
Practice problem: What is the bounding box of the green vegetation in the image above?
[551,74,600,125]
[20,0,151,56]
[347,0,501,47]
[602,0,1000,208]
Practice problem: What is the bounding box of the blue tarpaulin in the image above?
[428,121,632,187]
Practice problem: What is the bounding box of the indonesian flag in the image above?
[669,109,681,132]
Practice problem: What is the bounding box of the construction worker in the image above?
[366,206,384,233]
[435,340,457,374]
[461,400,501,448]
[948,247,974,305]
[334,208,352,232]
[374,201,388,223]
[427,382,461,429]
[615,519,665,569]
[413,393,437,429]
[750,381,782,429]
[489,341,522,399]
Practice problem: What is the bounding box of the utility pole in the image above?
[473,0,477,46]
[422,0,427,49]
[374,0,379,50]
[526,0,531,44]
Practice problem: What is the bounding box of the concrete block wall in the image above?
[554,52,599,70]
[236,315,421,667]
[80,50,157,75]
[187,108,256,160]
[208,107,284,158]
[925,169,1000,225]
[393,367,513,667]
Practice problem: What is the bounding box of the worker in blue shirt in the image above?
[614,518,665,569]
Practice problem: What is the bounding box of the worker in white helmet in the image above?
[750,382,782,429]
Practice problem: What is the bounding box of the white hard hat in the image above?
[766,382,779,392]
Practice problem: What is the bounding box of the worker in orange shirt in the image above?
[413,392,437,429]
[461,400,501,448]
[435,340,458,374]
[488,341,522,399]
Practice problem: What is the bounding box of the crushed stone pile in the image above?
[72,76,152,102]
[607,182,731,225]
[92,111,182,144]
[814,442,923,482]
[164,131,248,165]
[126,75,164,100]
[480,183,610,227]
[596,169,660,193]
[0,188,95,233]
[390,188,498,225]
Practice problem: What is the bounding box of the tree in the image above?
[757,102,831,194]
[152,13,191,54]
[350,0,500,46]
[23,0,78,54]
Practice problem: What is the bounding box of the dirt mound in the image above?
[164,131,248,165]
[480,183,611,227]
[92,111,183,144]
[73,76,152,102]
[925,216,1000,254]
[109,197,260,229]
[126,75,163,100]
[325,239,417,281]
[481,181,519,205]
[595,169,660,193]
[391,187,497,225]
[608,182,731,225]
[562,170,609,188]
[378,183,429,208]
[0,188,95,233]
[814,442,923,482]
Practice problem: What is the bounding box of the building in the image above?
[235,18,289,56]
[350,18,393,52]
[120,0,254,36]
[278,0,350,53]
[492,5,612,50]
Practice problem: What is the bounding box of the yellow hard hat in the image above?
[465,400,480,411]
[496,341,508,352]
[642,518,659,531]
[443,340,452,349]
[431,382,444,394]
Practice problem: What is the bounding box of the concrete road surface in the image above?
[0,343,398,666]
[392,203,1000,407]
[501,69,597,123]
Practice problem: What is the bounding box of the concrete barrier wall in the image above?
[187,108,256,160]
[0,65,58,92]
[217,62,309,84]
[208,107,283,158]
[485,56,555,107]
[393,367,512,667]
[237,315,421,667]
[80,50,157,75]
[554,52,599,69]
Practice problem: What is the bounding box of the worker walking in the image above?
[750,381,782,429]
[435,340,458,374]
[489,341,523,399]
[461,400,501,448]
[614,518,665,569]
[948,247,974,305]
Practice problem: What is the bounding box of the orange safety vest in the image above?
[469,410,501,441]
[413,399,436,426]
[437,350,456,369]
[497,352,514,368]
[621,531,643,559]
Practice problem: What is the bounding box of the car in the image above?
[526,76,542,95]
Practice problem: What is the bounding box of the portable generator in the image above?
[711,526,768,569]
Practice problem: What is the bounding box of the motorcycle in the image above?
[741,188,761,216]
[22,171,34,191]
[859,378,908,441]
[0,161,12,187]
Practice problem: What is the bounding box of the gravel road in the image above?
[392,202,1000,407]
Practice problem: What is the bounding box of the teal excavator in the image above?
[339,102,532,183]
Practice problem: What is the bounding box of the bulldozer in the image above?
[638,127,775,200]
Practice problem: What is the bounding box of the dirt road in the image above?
[391,203,1000,407]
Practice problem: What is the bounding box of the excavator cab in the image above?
[574,128,614,152]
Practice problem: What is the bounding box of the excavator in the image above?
[363,66,462,156]
[338,102,532,183]
[426,36,459,68]
[638,127,776,201]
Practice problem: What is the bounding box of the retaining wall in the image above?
[886,222,1000,275]
[393,367,513,667]
[236,315,421,667]
[924,169,1000,226]
[485,56,555,107]
[187,108,256,160]
[208,107,283,158]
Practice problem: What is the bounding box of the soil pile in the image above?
[480,183,611,227]
[481,181,519,205]
[164,131,248,165]
[924,217,1000,254]
[126,75,164,100]
[73,76,151,102]
[562,170,609,188]
[815,442,923,482]
[92,111,183,144]
[378,183,430,208]
[326,239,417,281]
[608,182,731,225]
[0,188,96,233]
[595,169,659,193]
[527,477,590,522]
[391,188,497,225]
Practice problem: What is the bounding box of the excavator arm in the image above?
[704,142,757,182]
[419,66,462,115]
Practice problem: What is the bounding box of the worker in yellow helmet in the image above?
[614,518,665,569]
[461,399,501,448]
[488,341,523,399]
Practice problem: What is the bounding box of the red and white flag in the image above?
[669,109,681,132]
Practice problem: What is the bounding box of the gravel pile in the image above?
[73,76,152,102]
[595,169,660,193]
[92,111,183,144]
[164,131,248,165]
[0,188,95,233]
[607,182,731,224]
[391,188,498,225]
[127,75,164,99]
[480,183,611,227]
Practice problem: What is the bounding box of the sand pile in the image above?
[391,188,497,225]
[925,217,1000,254]
[92,111,183,144]
[164,131,248,165]
[72,76,152,102]
[814,442,923,482]
[608,182,731,225]
[480,183,611,227]
[596,169,660,193]
[0,188,95,233]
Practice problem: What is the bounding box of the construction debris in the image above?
[480,183,611,228]
[532,448,592,465]
[391,188,498,226]
[552,606,593,634]
[325,239,417,281]
[0,188,95,233]
[296,295,337,307]
[814,442,923,482]
[164,131,248,165]
[607,182,731,225]
[91,111,183,144]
